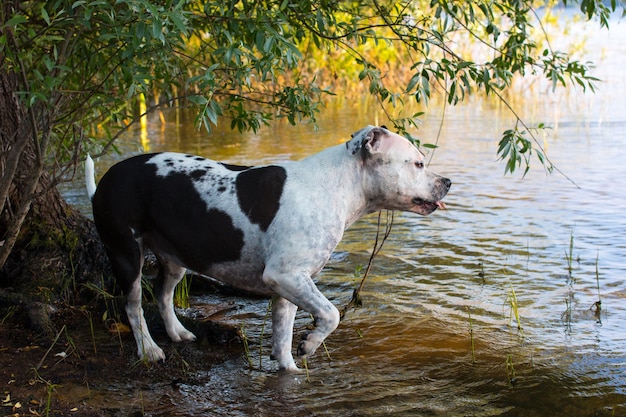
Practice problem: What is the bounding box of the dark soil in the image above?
[0,300,244,417]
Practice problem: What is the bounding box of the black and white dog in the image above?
[86,125,450,371]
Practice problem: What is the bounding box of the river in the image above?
[62,14,626,417]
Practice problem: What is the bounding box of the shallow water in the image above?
[63,16,626,416]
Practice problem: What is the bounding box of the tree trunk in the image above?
[0,66,112,338]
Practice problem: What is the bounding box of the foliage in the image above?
[1,0,624,175]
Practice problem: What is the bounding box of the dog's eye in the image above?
[414,161,424,169]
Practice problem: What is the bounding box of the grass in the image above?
[30,367,57,417]
[45,380,57,417]
[88,311,97,355]
[174,274,192,308]
[0,305,18,324]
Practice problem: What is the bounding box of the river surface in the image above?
[63,15,625,417]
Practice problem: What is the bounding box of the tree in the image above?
[0,0,622,316]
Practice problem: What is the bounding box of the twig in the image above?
[340,210,394,319]
[36,325,66,371]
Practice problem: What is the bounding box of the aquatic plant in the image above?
[477,261,486,282]
[564,231,576,281]
[591,250,602,323]
[505,354,517,386]
[506,283,524,338]
[562,297,573,334]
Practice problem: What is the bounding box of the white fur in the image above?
[85,154,97,200]
[89,126,450,370]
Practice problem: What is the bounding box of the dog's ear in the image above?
[346,126,388,156]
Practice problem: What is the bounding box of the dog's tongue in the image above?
[436,201,447,210]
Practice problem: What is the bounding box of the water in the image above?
[64,16,626,416]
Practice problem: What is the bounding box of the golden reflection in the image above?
[139,92,149,152]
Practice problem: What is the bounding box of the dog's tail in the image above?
[85,154,97,201]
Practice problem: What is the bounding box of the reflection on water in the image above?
[64,16,626,417]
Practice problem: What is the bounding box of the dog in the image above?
[85,125,450,371]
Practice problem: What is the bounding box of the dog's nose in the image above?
[443,178,452,190]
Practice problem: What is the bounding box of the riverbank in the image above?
[0,299,244,417]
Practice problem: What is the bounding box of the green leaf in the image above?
[6,15,27,26]
[41,7,51,25]
[187,95,208,105]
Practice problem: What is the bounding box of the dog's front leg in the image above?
[270,296,299,372]
[263,268,340,367]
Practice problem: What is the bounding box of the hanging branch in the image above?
[340,210,394,320]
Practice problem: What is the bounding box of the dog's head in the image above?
[346,126,451,215]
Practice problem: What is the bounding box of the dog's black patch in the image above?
[190,169,207,180]
[236,165,287,232]
[92,153,245,287]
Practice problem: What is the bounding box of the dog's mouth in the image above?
[412,197,447,214]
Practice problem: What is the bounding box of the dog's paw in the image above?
[173,328,196,343]
[278,365,304,374]
[296,332,319,358]
[166,322,197,343]
[139,345,166,362]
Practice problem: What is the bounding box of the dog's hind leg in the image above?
[125,275,166,361]
[154,258,197,343]
[103,231,166,362]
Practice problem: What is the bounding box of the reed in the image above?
[562,297,573,333]
[240,322,253,369]
[505,354,517,386]
[591,250,602,322]
[259,299,272,369]
[87,311,97,355]
[302,357,310,383]
[477,262,485,282]
[506,283,524,337]
[564,231,575,280]
[322,341,332,362]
